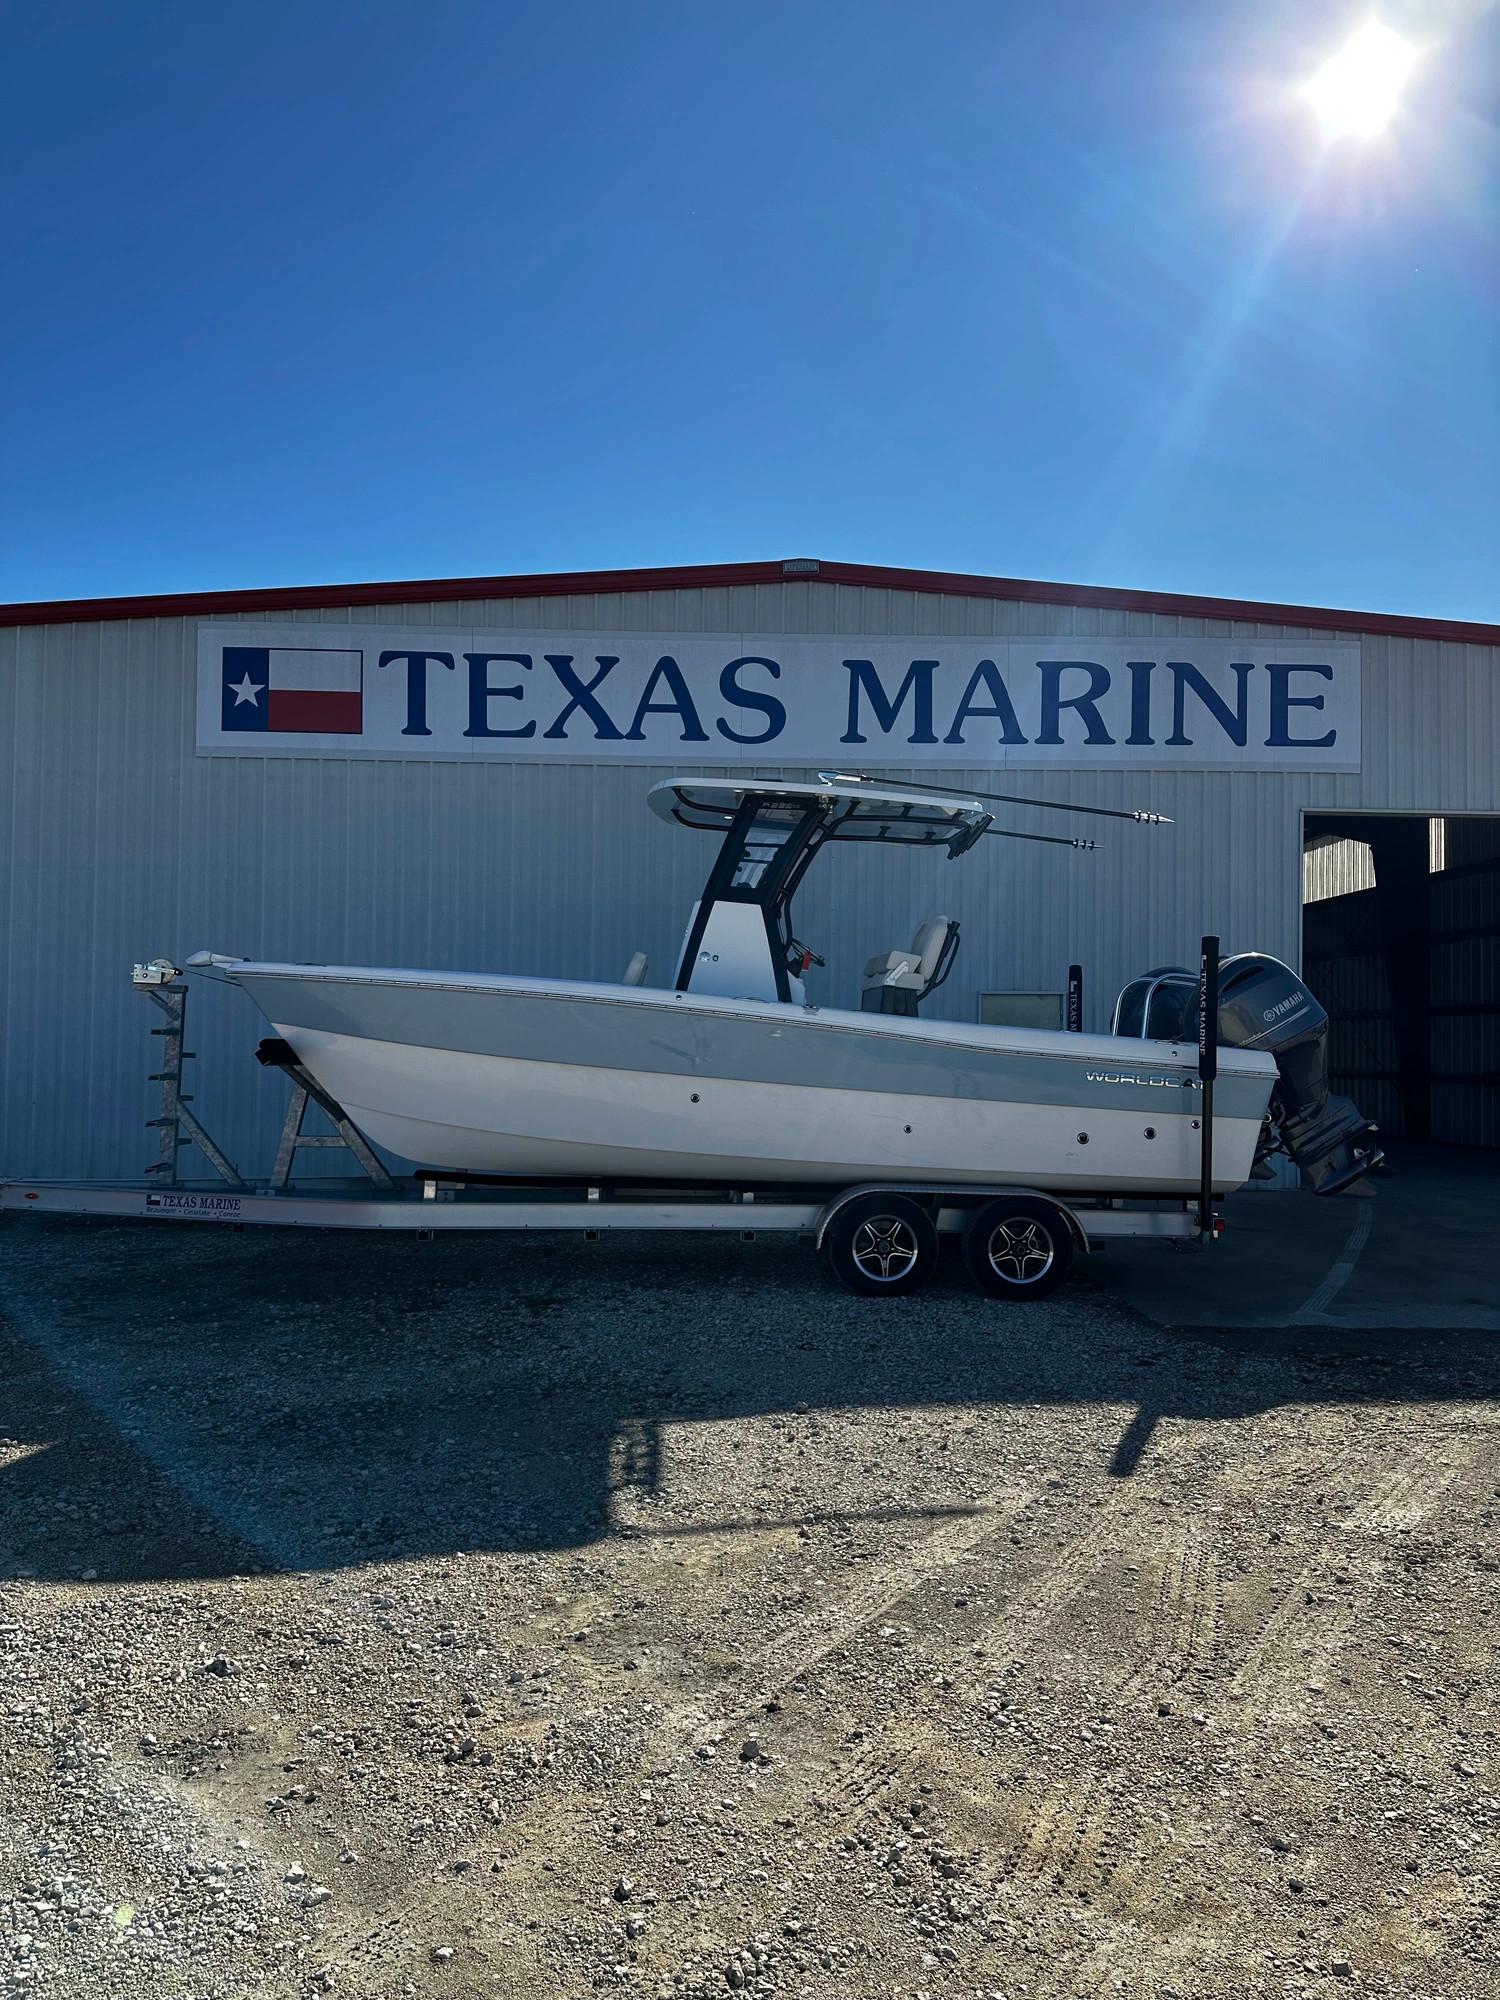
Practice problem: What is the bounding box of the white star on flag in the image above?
[229,673,264,706]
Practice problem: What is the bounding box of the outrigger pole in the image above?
[818,770,1172,826]
[985,828,1097,851]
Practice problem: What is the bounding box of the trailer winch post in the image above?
[132,964,245,1189]
[1066,964,1084,1032]
[1197,934,1219,1240]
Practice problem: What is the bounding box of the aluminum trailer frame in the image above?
[0,1175,1205,1246]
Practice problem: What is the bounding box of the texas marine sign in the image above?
[196,623,1361,770]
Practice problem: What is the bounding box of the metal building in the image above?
[3,557,1497,1181]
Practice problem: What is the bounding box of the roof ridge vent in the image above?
[781,557,820,576]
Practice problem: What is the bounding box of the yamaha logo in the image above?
[1262,990,1307,1022]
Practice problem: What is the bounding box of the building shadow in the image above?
[1,1217,1496,1585]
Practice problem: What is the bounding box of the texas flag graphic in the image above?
[220,646,364,734]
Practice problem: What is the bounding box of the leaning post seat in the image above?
[861,916,960,1016]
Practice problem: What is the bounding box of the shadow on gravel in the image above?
[1102,1312,1500,1477]
[1,1216,1496,1584]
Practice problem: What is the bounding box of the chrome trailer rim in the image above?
[850,1214,921,1283]
[984,1218,1056,1286]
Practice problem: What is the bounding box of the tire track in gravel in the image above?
[660,1481,1041,1752]
[310,1473,1139,1976]
[310,1430,1493,1986]
[788,1429,1492,1966]
[968,1760,1161,1929]
[773,1484,1191,1918]
[1049,1922,1202,2000]
[1113,1513,1224,1709]
[761,1427,1495,1994]
[797,1489,1159,1847]
[317,1468,1174,1983]
[316,1478,1050,1980]
[663,1461,1227,1885]
[998,1768,1119,1897]
[804,1432,1472,1991]
[1346,1449,1475,1534]
[716,1492,1179,1985]
[815,1740,919,1826]
[1228,1439,1485,1723]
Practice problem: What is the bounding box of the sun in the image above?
[1302,20,1418,138]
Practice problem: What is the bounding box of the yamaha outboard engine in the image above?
[1216,954,1383,1194]
[1112,953,1383,1195]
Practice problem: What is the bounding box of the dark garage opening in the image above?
[1302,813,1500,1150]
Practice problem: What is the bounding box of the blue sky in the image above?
[2,1,1495,616]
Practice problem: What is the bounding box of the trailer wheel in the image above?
[963,1197,1073,1301]
[823,1194,938,1297]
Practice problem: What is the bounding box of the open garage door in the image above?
[1302,813,1500,1149]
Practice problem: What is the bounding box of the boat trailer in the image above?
[0,960,1226,1301]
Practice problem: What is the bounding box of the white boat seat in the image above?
[621,951,649,986]
[861,915,960,1016]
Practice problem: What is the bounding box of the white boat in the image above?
[189,776,1380,1198]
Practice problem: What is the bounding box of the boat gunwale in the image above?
[212,961,1278,1076]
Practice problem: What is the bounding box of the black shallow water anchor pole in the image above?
[1197,934,1220,1240]
[1066,964,1084,1032]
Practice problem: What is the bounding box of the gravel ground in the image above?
[1,1215,1496,2000]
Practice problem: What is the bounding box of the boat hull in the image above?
[224,966,1277,1194]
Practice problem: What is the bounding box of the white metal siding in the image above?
[2,586,1497,1178]
[1304,837,1378,902]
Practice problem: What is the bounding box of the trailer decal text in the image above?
[144,1192,244,1217]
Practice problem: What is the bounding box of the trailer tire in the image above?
[823,1194,939,1297]
[963,1197,1072,1301]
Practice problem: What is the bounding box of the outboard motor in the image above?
[1216,954,1384,1194]
[1112,953,1384,1195]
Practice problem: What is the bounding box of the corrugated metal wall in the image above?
[1431,857,1500,1147]
[1303,836,1377,902]
[1301,890,1404,1139]
[3,584,1498,1179]
[1302,852,1500,1149]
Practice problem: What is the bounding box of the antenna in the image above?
[817,769,1171,827]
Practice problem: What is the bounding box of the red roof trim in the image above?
[1,557,1495,646]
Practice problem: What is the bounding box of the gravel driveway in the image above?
[1,1216,1496,1999]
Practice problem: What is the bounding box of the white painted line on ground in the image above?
[1287,1191,1373,1324]
[1274,1306,1500,1332]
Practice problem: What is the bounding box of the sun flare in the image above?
[1303,20,1417,138]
